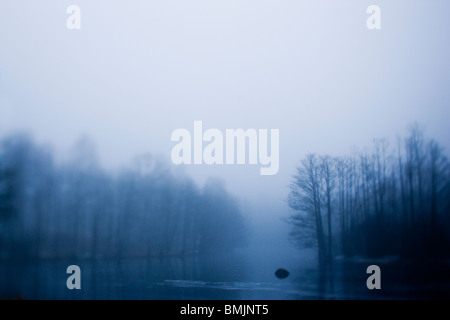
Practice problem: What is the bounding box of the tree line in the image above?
[288,125,450,264]
[0,133,247,261]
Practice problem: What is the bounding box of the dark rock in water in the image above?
[274,268,289,279]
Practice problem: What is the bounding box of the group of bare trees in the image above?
[288,125,450,263]
[0,134,247,261]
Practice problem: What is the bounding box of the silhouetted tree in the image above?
[288,154,328,265]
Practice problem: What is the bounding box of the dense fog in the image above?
[0,134,247,260]
[1,1,449,299]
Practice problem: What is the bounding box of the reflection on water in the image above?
[1,254,449,300]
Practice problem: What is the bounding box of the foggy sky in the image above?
[0,0,449,210]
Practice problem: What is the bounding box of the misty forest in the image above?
[287,125,450,298]
[1,125,450,299]
[288,125,450,260]
[0,134,246,261]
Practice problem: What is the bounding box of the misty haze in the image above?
[1,1,449,300]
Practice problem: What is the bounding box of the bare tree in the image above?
[288,154,327,264]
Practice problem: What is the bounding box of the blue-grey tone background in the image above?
[0,1,449,299]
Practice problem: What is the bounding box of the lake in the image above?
[1,253,449,299]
